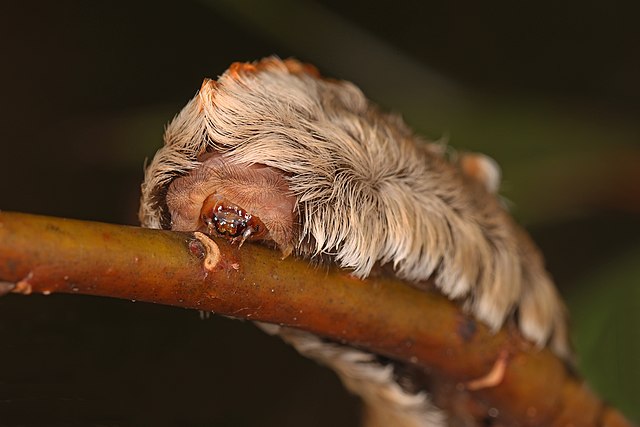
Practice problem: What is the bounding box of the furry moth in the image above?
[139,57,570,426]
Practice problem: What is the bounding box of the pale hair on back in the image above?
[140,57,569,360]
[140,57,572,426]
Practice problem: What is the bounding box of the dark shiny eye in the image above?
[210,208,249,238]
[199,194,267,244]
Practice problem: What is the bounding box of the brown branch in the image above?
[0,211,634,427]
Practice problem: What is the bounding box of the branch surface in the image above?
[0,212,634,427]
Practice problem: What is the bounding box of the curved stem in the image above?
[0,211,634,427]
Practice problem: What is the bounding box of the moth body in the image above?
[139,57,570,426]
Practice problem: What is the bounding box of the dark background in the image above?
[0,1,638,425]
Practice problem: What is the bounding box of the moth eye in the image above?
[200,194,267,243]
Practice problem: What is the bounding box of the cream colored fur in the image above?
[257,323,446,427]
[139,57,571,425]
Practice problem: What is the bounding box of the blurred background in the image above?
[0,1,638,425]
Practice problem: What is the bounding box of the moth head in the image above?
[139,57,329,255]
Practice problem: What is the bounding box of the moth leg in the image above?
[236,226,257,248]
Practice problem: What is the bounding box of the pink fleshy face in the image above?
[165,153,297,255]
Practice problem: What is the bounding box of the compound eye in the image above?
[209,204,250,238]
[200,194,267,244]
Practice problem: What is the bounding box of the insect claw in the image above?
[206,225,214,235]
[238,227,255,248]
[201,217,214,236]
